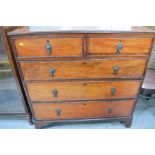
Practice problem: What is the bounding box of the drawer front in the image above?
[88,37,152,55]
[32,99,136,120]
[26,81,141,102]
[20,59,147,81]
[15,36,83,57]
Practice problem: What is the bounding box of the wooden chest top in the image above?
[8,26,155,35]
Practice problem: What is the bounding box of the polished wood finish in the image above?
[20,59,147,81]
[32,99,136,120]
[15,36,83,57]
[88,37,152,56]
[8,26,155,128]
[27,81,141,102]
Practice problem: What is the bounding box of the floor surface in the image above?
[0,97,155,129]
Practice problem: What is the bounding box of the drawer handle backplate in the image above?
[52,89,58,97]
[108,108,113,114]
[116,40,123,54]
[49,68,56,77]
[111,87,117,96]
[113,65,119,75]
[45,40,52,55]
[55,108,61,116]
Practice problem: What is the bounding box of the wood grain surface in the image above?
[32,99,136,120]
[88,37,152,55]
[15,36,83,57]
[20,59,147,80]
[8,26,155,127]
[26,80,141,102]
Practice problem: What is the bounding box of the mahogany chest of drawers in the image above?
[8,26,155,128]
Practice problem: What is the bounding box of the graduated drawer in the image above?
[88,37,152,56]
[26,80,141,102]
[14,35,83,57]
[20,59,147,81]
[32,99,136,120]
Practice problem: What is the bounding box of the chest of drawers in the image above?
[8,26,155,129]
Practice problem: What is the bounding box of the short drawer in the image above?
[88,37,152,56]
[26,80,141,102]
[15,36,83,57]
[32,99,136,120]
[20,59,147,81]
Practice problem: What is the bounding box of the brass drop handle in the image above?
[45,40,52,55]
[107,107,113,114]
[113,65,119,75]
[111,87,117,96]
[116,40,123,54]
[55,108,61,116]
[52,89,58,97]
[49,68,56,77]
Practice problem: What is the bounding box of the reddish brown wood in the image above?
[88,37,152,56]
[83,33,87,57]
[7,26,155,128]
[87,33,155,37]
[15,36,83,57]
[26,80,141,102]
[32,99,136,120]
[20,59,147,81]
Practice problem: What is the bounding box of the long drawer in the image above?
[32,99,136,120]
[26,80,141,102]
[20,59,147,81]
[88,37,152,56]
[15,36,83,57]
